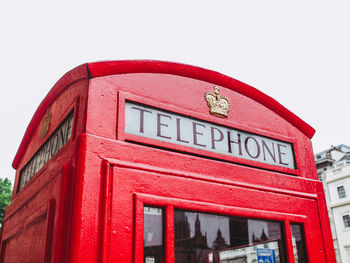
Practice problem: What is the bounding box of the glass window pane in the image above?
[174,210,286,263]
[291,223,308,263]
[144,206,164,263]
[337,185,346,199]
[343,214,350,228]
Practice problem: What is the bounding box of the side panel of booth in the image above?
[0,79,89,263]
[0,163,76,263]
[0,170,60,263]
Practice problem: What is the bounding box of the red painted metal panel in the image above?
[165,206,175,263]
[54,163,75,263]
[2,213,48,262]
[98,159,113,263]
[316,182,337,262]
[283,221,296,263]
[44,199,56,263]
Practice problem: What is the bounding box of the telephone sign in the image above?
[125,101,296,169]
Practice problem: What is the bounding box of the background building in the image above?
[315,144,350,263]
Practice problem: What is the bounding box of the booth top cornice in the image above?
[12,60,315,169]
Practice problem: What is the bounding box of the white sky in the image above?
[1,1,349,184]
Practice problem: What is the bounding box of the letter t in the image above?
[131,106,152,133]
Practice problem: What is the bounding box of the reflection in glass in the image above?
[144,206,164,263]
[291,223,307,263]
[175,210,285,263]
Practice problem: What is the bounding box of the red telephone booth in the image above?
[0,60,335,262]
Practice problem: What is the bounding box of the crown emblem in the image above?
[204,86,230,118]
[41,110,51,138]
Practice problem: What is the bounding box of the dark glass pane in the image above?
[337,185,346,199]
[144,206,164,263]
[343,214,350,228]
[174,210,286,263]
[291,223,308,263]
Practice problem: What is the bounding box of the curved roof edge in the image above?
[88,60,315,137]
[12,60,315,169]
[12,64,90,169]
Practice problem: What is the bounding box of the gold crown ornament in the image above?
[204,86,230,118]
[41,110,51,138]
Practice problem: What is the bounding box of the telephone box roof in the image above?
[12,60,315,169]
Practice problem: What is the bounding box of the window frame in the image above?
[134,192,308,263]
[343,213,350,229]
[337,185,347,199]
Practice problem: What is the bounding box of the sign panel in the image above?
[18,111,74,191]
[125,102,296,169]
[256,248,277,263]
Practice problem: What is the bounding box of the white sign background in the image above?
[125,102,295,169]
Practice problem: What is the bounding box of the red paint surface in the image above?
[1,60,334,262]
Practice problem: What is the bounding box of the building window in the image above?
[343,214,350,229]
[337,185,346,199]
